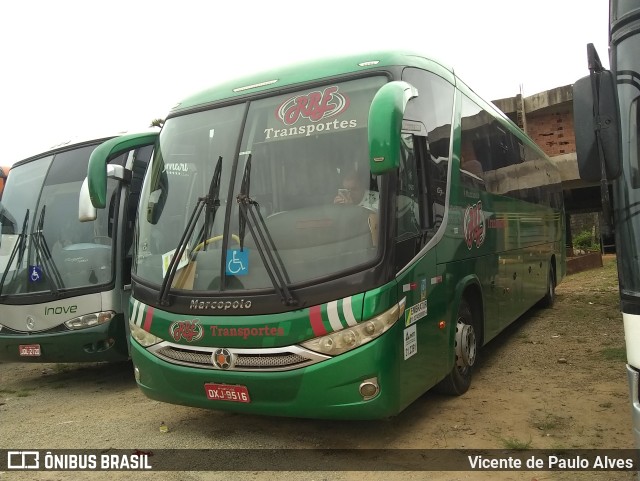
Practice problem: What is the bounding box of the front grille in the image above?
[0,323,69,335]
[234,353,308,368]
[149,342,328,372]
[155,346,211,365]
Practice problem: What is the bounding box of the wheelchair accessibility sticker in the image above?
[28,266,43,283]
[226,249,249,276]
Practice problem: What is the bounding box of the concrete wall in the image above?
[526,111,575,157]
[493,85,579,181]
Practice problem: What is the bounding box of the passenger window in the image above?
[461,95,525,198]
[460,96,489,191]
[397,135,421,241]
[401,67,454,234]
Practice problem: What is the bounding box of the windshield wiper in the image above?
[32,206,65,295]
[197,156,223,252]
[237,155,297,306]
[0,209,30,296]
[158,156,223,306]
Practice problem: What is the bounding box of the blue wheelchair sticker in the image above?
[29,265,43,283]
[226,249,249,276]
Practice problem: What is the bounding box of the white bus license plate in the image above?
[204,383,250,403]
[19,344,41,357]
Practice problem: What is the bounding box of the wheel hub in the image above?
[455,319,477,368]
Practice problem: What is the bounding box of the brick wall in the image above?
[526,111,576,157]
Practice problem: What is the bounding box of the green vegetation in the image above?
[532,412,567,431]
[601,346,627,362]
[573,230,600,252]
[498,436,533,450]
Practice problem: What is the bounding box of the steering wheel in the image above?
[193,234,241,253]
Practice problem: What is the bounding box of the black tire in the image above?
[434,298,478,396]
[538,265,556,308]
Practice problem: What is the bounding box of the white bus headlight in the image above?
[64,311,115,330]
[301,298,406,356]
[129,322,162,347]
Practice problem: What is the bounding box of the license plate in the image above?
[204,383,250,403]
[19,344,41,357]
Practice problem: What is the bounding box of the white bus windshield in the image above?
[0,145,117,296]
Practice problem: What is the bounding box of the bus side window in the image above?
[401,66,454,235]
[397,134,422,241]
[460,96,491,191]
[123,145,153,285]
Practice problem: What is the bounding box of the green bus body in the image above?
[89,52,565,418]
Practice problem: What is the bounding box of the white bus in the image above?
[573,1,640,447]
[0,134,154,362]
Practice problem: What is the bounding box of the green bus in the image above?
[0,135,152,362]
[85,51,565,419]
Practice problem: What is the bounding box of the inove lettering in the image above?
[44,305,78,316]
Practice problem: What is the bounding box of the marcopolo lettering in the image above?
[189,299,252,310]
[44,305,78,316]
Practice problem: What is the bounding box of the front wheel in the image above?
[434,298,477,396]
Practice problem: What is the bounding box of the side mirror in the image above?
[78,178,97,222]
[368,81,418,175]
[573,70,621,182]
[88,132,159,208]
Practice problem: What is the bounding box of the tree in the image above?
[149,118,164,129]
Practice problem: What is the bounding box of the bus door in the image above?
[118,145,153,327]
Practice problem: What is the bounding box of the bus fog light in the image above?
[65,311,115,330]
[134,365,141,383]
[359,378,379,400]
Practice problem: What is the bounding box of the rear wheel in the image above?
[434,298,477,395]
[539,265,556,308]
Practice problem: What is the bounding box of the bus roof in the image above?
[169,51,457,115]
[166,50,527,155]
[10,130,157,169]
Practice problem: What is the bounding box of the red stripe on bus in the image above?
[309,305,327,336]
[143,306,154,331]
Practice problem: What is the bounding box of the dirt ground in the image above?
[0,255,635,481]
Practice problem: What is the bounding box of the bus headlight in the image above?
[64,311,115,330]
[129,322,162,347]
[301,298,406,356]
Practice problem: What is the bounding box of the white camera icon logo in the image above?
[7,451,39,469]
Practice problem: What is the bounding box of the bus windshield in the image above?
[134,76,386,292]
[0,144,117,297]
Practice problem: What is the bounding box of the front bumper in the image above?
[627,364,640,448]
[0,316,128,363]
[131,332,400,420]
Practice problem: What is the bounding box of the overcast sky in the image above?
[0,0,609,164]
